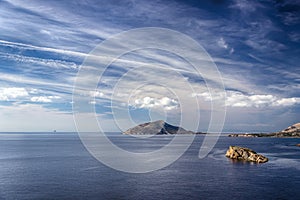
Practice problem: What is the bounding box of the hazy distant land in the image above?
[123,120,300,138]
[228,122,300,138]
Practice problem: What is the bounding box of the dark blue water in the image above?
[0,133,299,200]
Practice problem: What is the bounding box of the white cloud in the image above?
[89,100,97,105]
[90,90,104,98]
[30,96,60,103]
[226,92,275,107]
[217,37,228,49]
[0,87,63,103]
[29,88,40,94]
[274,98,300,107]
[192,92,212,101]
[195,91,300,108]
[192,92,225,102]
[217,37,234,54]
[0,87,29,101]
[132,96,179,111]
[88,91,105,104]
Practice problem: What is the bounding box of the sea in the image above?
[0,132,299,200]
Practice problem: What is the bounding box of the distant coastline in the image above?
[122,120,300,138]
[228,132,300,138]
[227,122,300,138]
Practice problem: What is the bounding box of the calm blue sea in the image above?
[0,133,299,200]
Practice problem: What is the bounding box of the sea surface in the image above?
[0,132,299,200]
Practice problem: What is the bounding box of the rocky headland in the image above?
[228,122,300,138]
[123,120,205,135]
[225,146,268,163]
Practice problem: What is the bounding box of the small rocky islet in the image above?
[225,146,268,163]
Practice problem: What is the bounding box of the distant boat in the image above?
[53,130,57,133]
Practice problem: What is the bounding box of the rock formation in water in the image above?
[225,146,268,163]
[228,122,300,138]
[123,120,203,135]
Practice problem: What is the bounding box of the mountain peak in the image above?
[123,120,196,135]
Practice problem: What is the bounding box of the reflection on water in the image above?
[227,158,259,165]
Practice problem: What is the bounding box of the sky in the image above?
[0,0,299,132]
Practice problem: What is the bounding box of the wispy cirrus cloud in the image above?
[0,39,88,58]
[217,37,234,54]
[0,0,299,132]
[0,52,78,70]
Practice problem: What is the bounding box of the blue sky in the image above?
[0,0,299,132]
